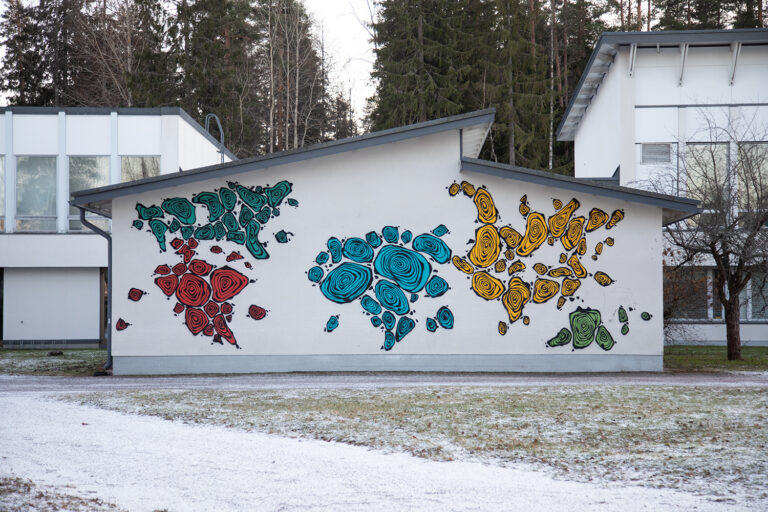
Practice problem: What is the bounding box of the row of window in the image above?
[668,268,767,321]
[0,155,159,232]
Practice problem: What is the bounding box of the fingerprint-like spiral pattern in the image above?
[149,219,168,251]
[473,188,497,224]
[366,231,382,248]
[188,259,213,277]
[516,212,548,257]
[185,308,209,335]
[585,208,609,232]
[374,245,432,293]
[180,226,194,240]
[412,234,451,264]
[502,277,530,323]
[371,316,382,327]
[548,267,572,278]
[499,227,523,249]
[547,237,555,245]
[498,321,507,335]
[357,295,381,317]
[382,311,396,330]
[342,238,375,263]
[213,222,226,241]
[621,324,629,335]
[326,315,339,332]
[470,224,501,268]
[606,209,625,229]
[264,180,293,207]
[561,278,581,296]
[533,263,547,275]
[452,256,474,274]
[593,271,614,287]
[507,261,525,274]
[213,314,237,345]
[567,254,587,278]
[494,260,506,273]
[641,312,652,321]
[448,183,460,196]
[195,224,215,240]
[618,306,628,323]
[426,318,438,332]
[605,237,614,247]
[192,192,225,222]
[436,306,454,329]
[219,187,237,211]
[577,238,587,256]
[239,206,254,227]
[553,199,563,209]
[519,203,530,216]
[327,237,342,263]
[204,301,220,318]
[176,273,212,308]
[375,280,410,315]
[316,252,329,265]
[210,266,249,302]
[320,263,373,304]
[548,198,580,238]
[471,271,504,300]
[169,218,180,233]
[155,275,178,296]
[162,197,196,225]
[136,203,163,220]
[425,275,449,297]
[235,185,266,211]
[546,327,572,347]
[561,216,585,251]
[556,296,566,309]
[382,226,399,244]
[383,331,396,351]
[432,224,448,237]
[222,212,238,232]
[308,266,324,283]
[132,220,143,230]
[395,316,415,342]
[595,242,603,255]
[128,288,144,302]
[595,325,615,351]
[460,181,475,197]
[532,278,560,304]
[559,253,567,264]
[504,249,515,260]
[255,207,271,224]
[569,307,601,349]
[401,230,412,244]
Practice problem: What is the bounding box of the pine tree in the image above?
[0,0,47,105]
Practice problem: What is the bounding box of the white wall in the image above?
[67,116,111,155]
[3,267,101,340]
[0,234,107,267]
[178,117,230,171]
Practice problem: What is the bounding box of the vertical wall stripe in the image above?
[5,111,14,233]
[110,112,120,185]
[57,112,68,232]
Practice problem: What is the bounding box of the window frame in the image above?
[68,155,111,233]
[14,154,58,233]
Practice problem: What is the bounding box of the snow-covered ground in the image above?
[0,391,754,512]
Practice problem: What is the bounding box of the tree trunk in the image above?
[268,1,275,153]
[647,0,651,30]
[620,0,625,30]
[507,2,514,166]
[637,0,642,30]
[724,297,742,360]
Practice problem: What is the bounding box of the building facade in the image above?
[0,107,234,346]
[557,29,768,345]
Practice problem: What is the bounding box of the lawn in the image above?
[664,345,768,372]
[0,349,107,376]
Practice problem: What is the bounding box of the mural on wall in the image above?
[130,180,298,348]
[307,225,454,351]
[545,306,652,351]
[448,180,642,350]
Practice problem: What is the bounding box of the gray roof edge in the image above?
[460,157,701,211]
[72,109,496,206]
[557,28,768,141]
[0,105,237,161]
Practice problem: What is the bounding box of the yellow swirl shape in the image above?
[606,209,625,229]
[561,216,585,251]
[448,183,461,196]
[520,194,527,203]
[567,254,587,278]
[585,208,609,232]
[499,226,523,249]
[605,237,614,246]
[559,253,567,264]
[461,181,476,197]
[561,277,581,296]
[557,296,566,309]
[473,188,497,224]
[591,255,598,261]
[452,255,474,274]
[547,237,555,245]
[469,224,501,268]
[498,321,508,335]
[523,316,530,325]
[533,278,560,304]
[548,266,572,278]
[502,277,531,323]
[494,259,507,273]
[533,263,547,275]
[516,212,548,257]
[519,203,530,216]
[508,260,526,274]
[548,198,580,239]
[577,238,587,256]
[472,271,505,300]
[595,242,603,255]
[593,271,614,286]
[505,249,516,260]
[553,199,563,209]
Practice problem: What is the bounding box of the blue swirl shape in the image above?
[375,280,410,316]
[395,317,415,342]
[383,331,396,351]
[371,316,382,327]
[382,226,399,243]
[373,245,432,293]
[425,275,449,297]
[401,230,412,244]
[436,306,454,329]
[360,295,382,315]
[412,234,452,264]
[326,315,339,332]
[366,231,382,248]
[320,262,372,304]
[382,311,396,330]
[342,238,374,263]
[327,237,342,263]
[410,293,418,303]
[426,318,438,332]
[316,252,329,265]
[432,224,449,237]
[308,266,324,283]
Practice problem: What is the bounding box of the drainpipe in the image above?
[78,207,113,370]
[204,113,225,164]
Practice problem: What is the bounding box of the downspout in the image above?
[78,207,113,370]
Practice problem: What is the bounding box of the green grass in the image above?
[0,349,107,376]
[664,345,768,372]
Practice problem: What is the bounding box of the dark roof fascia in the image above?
[72,109,496,208]
[556,28,768,140]
[0,105,237,161]
[460,157,700,213]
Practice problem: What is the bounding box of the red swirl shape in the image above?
[203,324,214,336]
[210,266,249,302]
[210,245,223,254]
[185,307,208,335]
[155,275,178,296]
[187,238,199,249]
[172,263,187,275]
[226,251,243,262]
[173,302,185,314]
[204,301,220,317]
[249,305,267,320]
[115,318,129,331]
[155,265,171,275]
[213,314,237,345]
[221,302,233,315]
[170,238,184,250]
[188,259,213,276]
[128,288,144,302]
[176,273,212,307]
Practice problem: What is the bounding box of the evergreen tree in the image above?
[0,0,47,105]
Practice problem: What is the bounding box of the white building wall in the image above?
[177,117,230,171]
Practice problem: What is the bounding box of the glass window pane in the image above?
[16,156,56,231]
[642,144,671,164]
[712,270,749,321]
[665,268,708,319]
[737,143,768,211]
[752,273,767,320]
[685,143,729,208]
[69,157,109,216]
[121,156,160,182]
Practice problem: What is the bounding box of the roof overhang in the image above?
[460,157,700,226]
[557,28,768,141]
[72,109,495,217]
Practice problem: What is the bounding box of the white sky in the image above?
[303,0,377,122]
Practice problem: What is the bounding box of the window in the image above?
[69,156,109,231]
[642,144,671,164]
[736,142,768,212]
[0,157,4,231]
[711,270,766,321]
[685,143,729,208]
[665,268,708,319]
[751,273,767,320]
[121,156,160,182]
[16,156,57,231]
